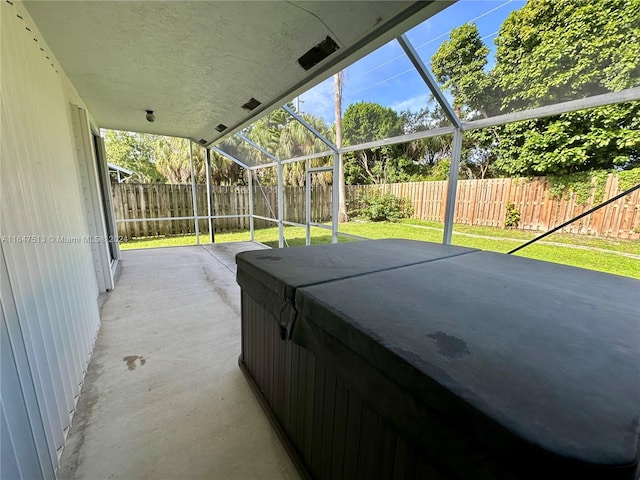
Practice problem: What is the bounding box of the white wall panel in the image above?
[1,1,104,477]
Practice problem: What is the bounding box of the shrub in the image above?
[504,202,521,229]
[355,191,414,222]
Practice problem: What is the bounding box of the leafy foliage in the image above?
[617,167,640,192]
[353,191,413,222]
[431,23,492,117]
[493,103,640,176]
[547,170,609,205]
[243,107,334,186]
[342,102,404,184]
[341,102,450,184]
[547,167,640,206]
[104,130,166,183]
[432,0,640,177]
[153,137,205,184]
[493,0,640,110]
[504,202,521,229]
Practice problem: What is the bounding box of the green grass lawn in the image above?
[401,219,640,255]
[119,221,640,279]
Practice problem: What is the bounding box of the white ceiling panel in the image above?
[25,1,452,145]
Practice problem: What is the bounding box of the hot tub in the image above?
[236,239,640,480]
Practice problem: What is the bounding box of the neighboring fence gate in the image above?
[111,173,639,240]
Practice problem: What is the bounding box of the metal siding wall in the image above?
[1,249,55,480]
[1,309,46,480]
[1,2,102,477]
[0,403,22,480]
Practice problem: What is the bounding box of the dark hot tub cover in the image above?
[294,250,640,478]
[236,239,478,339]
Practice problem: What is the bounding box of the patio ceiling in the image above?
[24,1,452,146]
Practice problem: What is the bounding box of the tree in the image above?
[460,129,498,179]
[103,130,165,183]
[209,135,254,185]
[431,0,640,176]
[154,137,207,184]
[493,0,640,110]
[492,0,640,175]
[431,23,492,118]
[277,113,333,186]
[343,102,404,184]
[400,106,452,167]
[494,103,640,176]
[242,106,334,186]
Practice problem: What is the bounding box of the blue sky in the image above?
[298,0,526,123]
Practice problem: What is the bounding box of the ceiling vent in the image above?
[198,139,207,145]
[242,98,261,111]
[215,124,227,132]
[298,36,340,71]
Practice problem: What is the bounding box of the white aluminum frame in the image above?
[159,39,640,249]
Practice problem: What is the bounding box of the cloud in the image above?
[295,78,335,124]
[389,93,433,113]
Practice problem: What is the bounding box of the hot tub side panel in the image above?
[240,291,446,480]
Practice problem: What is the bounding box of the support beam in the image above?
[307,166,333,173]
[248,170,255,242]
[250,162,277,170]
[277,160,284,248]
[234,134,285,246]
[236,133,279,162]
[305,160,311,246]
[205,149,214,243]
[462,86,640,131]
[332,153,339,243]
[252,125,457,170]
[209,146,251,170]
[442,129,463,245]
[396,34,461,128]
[397,34,461,128]
[282,105,340,245]
[188,140,200,245]
[339,126,455,154]
[281,150,335,165]
[282,104,338,151]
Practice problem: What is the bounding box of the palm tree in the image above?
[334,72,348,222]
[277,114,333,186]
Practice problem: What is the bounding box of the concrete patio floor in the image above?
[58,242,299,480]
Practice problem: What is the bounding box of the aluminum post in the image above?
[305,160,311,246]
[332,153,339,243]
[205,148,214,243]
[443,129,463,244]
[277,161,284,248]
[188,140,200,245]
[248,169,255,242]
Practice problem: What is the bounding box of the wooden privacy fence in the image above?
[347,174,639,240]
[111,184,333,238]
[112,174,639,240]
